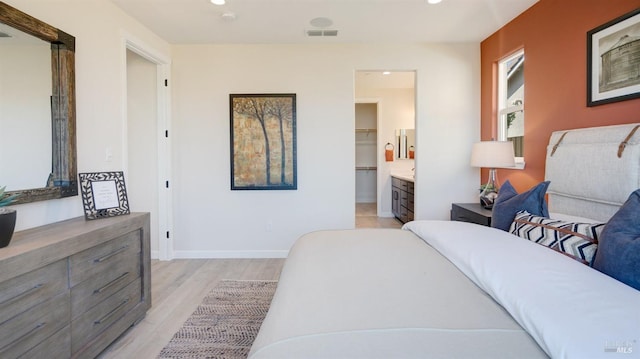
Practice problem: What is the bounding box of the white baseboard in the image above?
[379,211,394,218]
[356,196,376,203]
[172,250,289,259]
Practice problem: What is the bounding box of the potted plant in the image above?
[0,186,19,248]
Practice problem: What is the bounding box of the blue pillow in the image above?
[592,189,640,290]
[491,180,550,231]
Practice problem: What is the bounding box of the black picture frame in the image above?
[587,8,640,107]
[229,94,297,190]
[79,171,130,220]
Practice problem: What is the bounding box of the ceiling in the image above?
[110,0,538,44]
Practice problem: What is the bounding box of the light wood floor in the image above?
[355,202,403,229]
[98,258,285,358]
[99,207,397,357]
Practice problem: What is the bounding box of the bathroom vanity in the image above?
[391,174,414,223]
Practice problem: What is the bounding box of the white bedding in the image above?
[404,220,640,358]
[249,228,547,359]
[249,223,640,359]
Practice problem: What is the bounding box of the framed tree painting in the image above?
[587,8,640,106]
[229,94,297,190]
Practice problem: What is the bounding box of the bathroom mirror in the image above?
[395,129,415,159]
[0,2,77,204]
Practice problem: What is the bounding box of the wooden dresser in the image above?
[0,213,150,359]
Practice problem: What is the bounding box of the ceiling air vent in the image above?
[306,29,338,37]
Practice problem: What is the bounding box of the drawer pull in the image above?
[94,298,130,325]
[94,272,131,294]
[1,283,44,306]
[93,245,130,263]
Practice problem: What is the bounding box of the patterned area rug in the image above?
[158,280,277,359]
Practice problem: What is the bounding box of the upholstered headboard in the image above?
[545,123,640,222]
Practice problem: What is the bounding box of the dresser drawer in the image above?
[71,278,142,353]
[20,325,71,359]
[71,251,141,319]
[0,260,67,325]
[0,292,70,358]
[69,230,141,287]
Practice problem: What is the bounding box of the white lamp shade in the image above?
[470,141,516,168]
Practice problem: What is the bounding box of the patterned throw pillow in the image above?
[510,211,605,265]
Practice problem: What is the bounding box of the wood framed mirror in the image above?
[0,2,77,204]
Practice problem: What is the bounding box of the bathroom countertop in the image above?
[391,173,414,182]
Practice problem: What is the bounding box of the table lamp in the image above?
[470,141,516,209]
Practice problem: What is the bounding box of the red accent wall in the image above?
[480,0,640,192]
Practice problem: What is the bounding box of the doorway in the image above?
[124,40,172,260]
[126,50,159,255]
[354,70,416,228]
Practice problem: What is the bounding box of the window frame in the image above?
[497,49,525,169]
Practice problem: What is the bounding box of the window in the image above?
[497,50,524,166]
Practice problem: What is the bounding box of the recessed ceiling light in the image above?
[211,0,225,5]
[383,71,391,75]
[309,17,333,28]
[427,0,442,4]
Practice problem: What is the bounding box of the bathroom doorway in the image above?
[354,71,416,228]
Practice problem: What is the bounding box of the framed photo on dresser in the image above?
[79,171,130,219]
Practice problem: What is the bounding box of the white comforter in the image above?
[248,222,640,359]
[404,220,640,359]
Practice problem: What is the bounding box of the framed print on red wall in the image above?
[587,8,640,107]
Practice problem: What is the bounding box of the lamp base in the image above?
[479,168,500,209]
[480,195,496,210]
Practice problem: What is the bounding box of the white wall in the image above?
[4,1,480,257]
[6,0,171,231]
[172,43,481,258]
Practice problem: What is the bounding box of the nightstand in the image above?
[451,203,492,227]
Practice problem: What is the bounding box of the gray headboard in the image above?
[545,123,640,222]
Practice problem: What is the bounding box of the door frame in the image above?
[121,33,173,260]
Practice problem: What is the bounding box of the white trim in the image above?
[121,31,174,261]
[173,250,290,259]
[497,50,524,142]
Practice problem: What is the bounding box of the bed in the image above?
[248,123,640,359]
